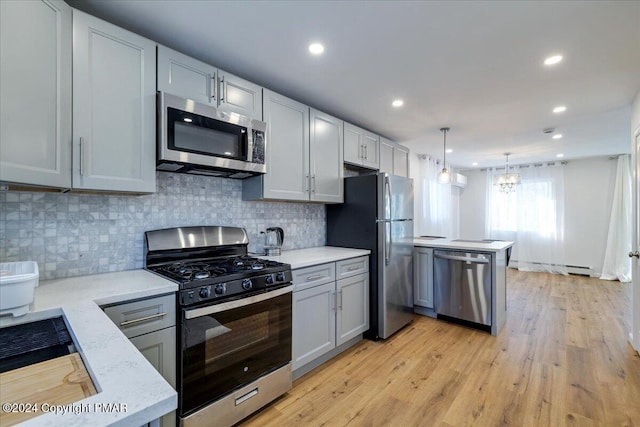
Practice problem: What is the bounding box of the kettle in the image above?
[263,227,284,256]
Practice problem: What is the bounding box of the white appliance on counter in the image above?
[0,261,39,317]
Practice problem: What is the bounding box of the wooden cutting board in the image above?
[0,353,97,426]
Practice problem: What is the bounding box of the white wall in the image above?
[459,157,618,275]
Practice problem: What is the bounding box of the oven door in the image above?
[179,285,292,417]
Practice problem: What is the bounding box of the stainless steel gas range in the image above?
[144,226,293,427]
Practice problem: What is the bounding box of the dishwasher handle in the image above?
[434,253,490,264]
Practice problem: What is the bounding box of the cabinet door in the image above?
[259,89,309,201]
[0,0,72,188]
[218,69,263,120]
[379,137,394,175]
[343,122,363,166]
[393,145,410,178]
[310,109,343,203]
[336,273,369,346]
[157,45,216,105]
[72,10,156,193]
[362,130,379,170]
[413,247,434,308]
[130,327,176,427]
[292,282,336,370]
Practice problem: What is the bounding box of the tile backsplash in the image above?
[0,172,326,280]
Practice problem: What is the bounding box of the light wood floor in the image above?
[241,269,640,426]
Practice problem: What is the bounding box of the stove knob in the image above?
[242,279,253,290]
[214,284,227,295]
[276,272,286,282]
[265,275,274,285]
[199,287,211,299]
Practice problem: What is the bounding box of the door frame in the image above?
[631,125,640,354]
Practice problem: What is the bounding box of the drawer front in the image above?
[292,263,336,292]
[336,256,369,280]
[103,294,176,339]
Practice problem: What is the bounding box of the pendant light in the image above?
[493,152,521,193]
[438,127,451,184]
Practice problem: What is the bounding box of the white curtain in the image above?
[486,163,567,275]
[601,155,632,282]
[418,156,452,238]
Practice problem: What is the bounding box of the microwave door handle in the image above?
[184,285,294,319]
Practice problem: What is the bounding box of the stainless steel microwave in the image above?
[157,92,267,179]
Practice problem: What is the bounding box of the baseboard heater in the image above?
[509,260,595,277]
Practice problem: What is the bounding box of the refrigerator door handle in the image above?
[385,222,391,265]
[385,175,392,220]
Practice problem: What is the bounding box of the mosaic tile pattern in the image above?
[0,172,326,280]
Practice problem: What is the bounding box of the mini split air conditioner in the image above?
[452,173,467,188]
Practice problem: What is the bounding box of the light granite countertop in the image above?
[259,246,371,269]
[0,270,178,427]
[413,238,513,252]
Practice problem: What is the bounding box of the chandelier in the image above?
[493,152,521,193]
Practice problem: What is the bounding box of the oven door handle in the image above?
[184,285,294,319]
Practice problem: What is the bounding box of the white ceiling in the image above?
[68,0,640,169]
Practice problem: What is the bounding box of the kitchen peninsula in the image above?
[413,238,513,336]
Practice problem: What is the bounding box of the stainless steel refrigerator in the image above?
[327,172,414,339]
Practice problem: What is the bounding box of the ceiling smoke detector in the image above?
[543,128,556,134]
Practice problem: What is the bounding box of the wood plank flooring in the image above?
[241,269,640,426]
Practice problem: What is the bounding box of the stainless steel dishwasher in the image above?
[433,250,492,331]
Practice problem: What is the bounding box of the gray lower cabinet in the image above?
[102,294,176,427]
[292,257,369,373]
[413,247,434,309]
[0,0,72,189]
[72,9,156,193]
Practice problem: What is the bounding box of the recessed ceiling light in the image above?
[544,55,563,66]
[308,43,324,55]
[472,162,478,166]
[556,153,564,158]
[445,149,453,154]
[391,99,404,108]
[553,106,567,113]
[552,134,563,140]
[183,117,193,123]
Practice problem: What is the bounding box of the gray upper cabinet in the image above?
[157,45,216,105]
[0,0,72,189]
[244,89,309,201]
[343,122,379,170]
[379,137,394,175]
[243,92,343,203]
[157,46,262,120]
[72,10,156,193]
[217,69,263,120]
[393,144,410,178]
[309,109,343,203]
[379,136,410,178]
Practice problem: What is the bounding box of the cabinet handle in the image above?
[331,291,336,312]
[211,76,216,101]
[305,174,309,193]
[220,76,225,103]
[306,274,325,281]
[358,144,363,160]
[364,145,368,160]
[630,251,640,259]
[119,312,166,327]
[338,290,343,310]
[312,174,316,193]
[79,137,85,176]
[347,265,360,271]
